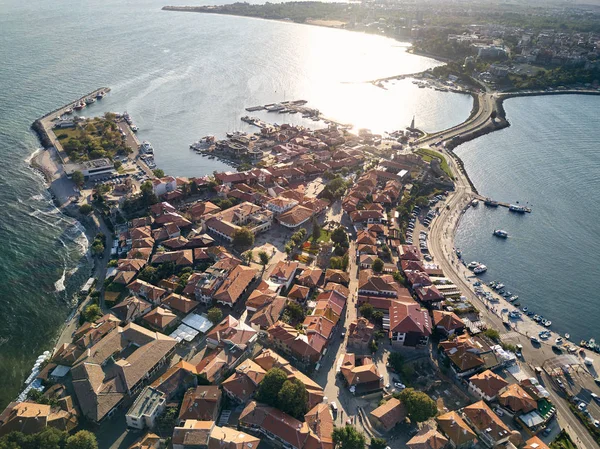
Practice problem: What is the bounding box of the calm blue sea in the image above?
[455,95,600,344]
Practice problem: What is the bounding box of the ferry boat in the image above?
[85,97,95,105]
[74,101,85,110]
[473,264,487,274]
[140,141,154,154]
[484,198,499,207]
[467,261,480,270]
[493,229,508,238]
[509,204,527,213]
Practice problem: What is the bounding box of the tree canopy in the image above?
[359,303,373,319]
[396,388,437,422]
[258,251,270,266]
[331,227,348,246]
[372,258,384,273]
[370,437,387,449]
[71,171,85,188]
[332,425,366,449]
[66,431,98,449]
[82,304,102,323]
[255,368,288,406]
[277,379,309,419]
[152,169,165,178]
[0,429,98,449]
[232,227,255,249]
[207,307,223,324]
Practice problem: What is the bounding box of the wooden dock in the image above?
[473,195,532,213]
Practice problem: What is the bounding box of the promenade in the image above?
[419,125,600,448]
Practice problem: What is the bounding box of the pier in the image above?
[473,195,532,213]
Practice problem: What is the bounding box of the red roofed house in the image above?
[214,265,258,307]
[389,301,431,348]
[267,321,323,366]
[468,370,509,402]
[462,401,511,447]
[432,310,465,337]
[269,260,299,290]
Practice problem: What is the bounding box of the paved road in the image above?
[425,142,600,449]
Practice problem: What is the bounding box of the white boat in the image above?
[493,229,508,238]
[467,261,480,269]
[565,333,570,340]
[471,199,479,206]
[131,125,138,132]
[473,264,487,274]
[544,320,552,327]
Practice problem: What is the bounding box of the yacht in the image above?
[509,204,527,213]
[74,101,85,110]
[494,283,505,290]
[544,320,552,327]
[473,264,487,274]
[85,97,95,105]
[467,261,480,270]
[493,229,508,238]
[140,141,154,154]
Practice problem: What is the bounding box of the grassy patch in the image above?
[309,228,331,244]
[550,429,577,449]
[417,148,452,178]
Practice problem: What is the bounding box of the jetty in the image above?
[473,195,532,213]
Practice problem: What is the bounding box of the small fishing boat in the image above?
[565,333,570,340]
[544,320,552,327]
[493,229,508,238]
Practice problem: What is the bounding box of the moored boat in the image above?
[484,198,499,207]
[467,261,480,270]
[509,204,527,213]
[473,264,487,274]
[85,97,95,105]
[74,101,85,110]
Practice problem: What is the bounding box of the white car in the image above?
[394,382,406,390]
[578,402,587,411]
[594,420,600,428]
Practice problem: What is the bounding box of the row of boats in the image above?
[486,280,553,327]
[65,91,106,114]
[123,112,138,132]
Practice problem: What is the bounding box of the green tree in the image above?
[66,430,98,449]
[152,168,165,178]
[242,250,254,265]
[285,301,306,323]
[415,196,429,208]
[397,388,437,423]
[258,251,270,266]
[370,437,387,449]
[232,227,254,250]
[79,204,92,215]
[388,352,404,372]
[372,311,384,326]
[392,271,406,286]
[71,171,85,188]
[332,425,366,449]
[277,378,309,419]
[83,304,102,322]
[312,219,321,241]
[138,266,158,283]
[91,241,104,256]
[484,328,500,342]
[256,368,288,407]
[156,407,179,435]
[207,307,223,324]
[331,227,348,246]
[372,258,384,273]
[359,303,374,320]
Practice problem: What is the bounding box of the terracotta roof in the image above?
[296,268,323,288]
[436,411,477,447]
[356,230,377,245]
[288,284,310,301]
[71,323,176,422]
[117,258,146,273]
[221,360,267,402]
[340,354,381,386]
[463,400,510,438]
[524,436,550,449]
[249,296,287,330]
[416,285,444,303]
[370,397,406,431]
[246,281,278,311]
[214,265,258,306]
[347,318,375,346]
[162,293,199,314]
[142,307,178,331]
[401,259,425,273]
[405,270,433,287]
[498,384,537,413]
[205,316,257,350]
[324,269,350,285]
[267,321,322,363]
[172,420,214,447]
[179,386,222,422]
[433,310,464,332]
[189,201,221,221]
[406,428,449,449]
[271,261,299,281]
[151,250,193,266]
[208,425,260,449]
[469,370,509,399]
[127,279,167,303]
[110,297,152,323]
[150,360,198,399]
[323,282,350,299]
[128,432,160,449]
[398,245,421,261]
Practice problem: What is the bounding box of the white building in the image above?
[125,386,166,430]
[152,176,177,196]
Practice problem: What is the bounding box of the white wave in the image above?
[24,147,43,165]
[54,267,67,292]
[30,193,46,201]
